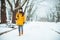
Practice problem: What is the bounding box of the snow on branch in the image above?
[22,0,27,7]
[7,0,13,13]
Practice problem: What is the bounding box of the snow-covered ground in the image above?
[0,24,7,28]
[0,22,60,40]
[0,28,13,33]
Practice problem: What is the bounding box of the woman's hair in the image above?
[18,7,24,16]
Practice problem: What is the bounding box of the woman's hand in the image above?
[23,22,25,24]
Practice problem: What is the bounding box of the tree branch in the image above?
[14,0,21,11]
[22,0,27,7]
[24,0,29,13]
[7,0,13,13]
[13,0,27,11]
[15,0,19,7]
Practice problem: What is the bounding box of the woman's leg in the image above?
[18,25,23,36]
[18,25,20,36]
[21,26,23,34]
[20,26,23,34]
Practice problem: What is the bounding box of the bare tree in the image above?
[6,0,28,23]
[1,0,7,23]
[0,0,1,23]
[56,0,60,22]
[56,12,60,22]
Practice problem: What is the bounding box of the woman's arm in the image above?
[23,15,26,24]
[16,13,19,20]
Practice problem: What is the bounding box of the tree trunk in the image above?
[12,0,19,23]
[0,0,1,23]
[1,0,7,23]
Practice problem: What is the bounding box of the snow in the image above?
[0,24,7,27]
[1,0,59,40]
[0,22,60,40]
[0,28,12,33]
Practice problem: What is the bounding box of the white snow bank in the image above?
[0,28,13,33]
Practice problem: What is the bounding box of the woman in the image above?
[16,8,26,36]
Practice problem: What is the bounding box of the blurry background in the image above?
[0,0,60,23]
[0,0,60,40]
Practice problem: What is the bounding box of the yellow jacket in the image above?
[16,12,26,25]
